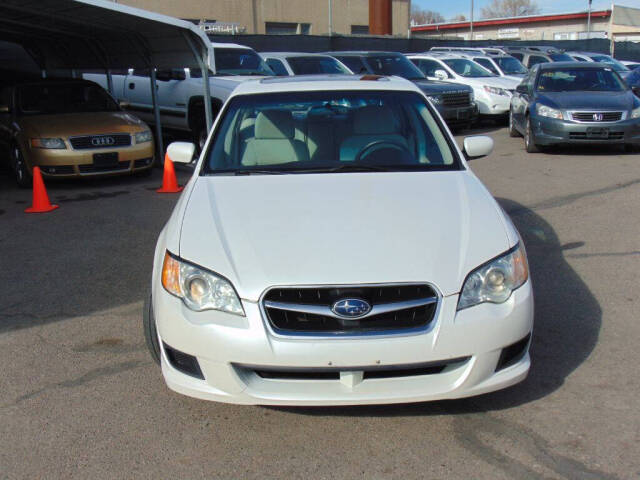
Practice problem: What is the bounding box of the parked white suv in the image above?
[260,52,352,76]
[408,53,521,118]
[145,75,534,405]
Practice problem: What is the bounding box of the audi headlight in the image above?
[536,104,563,119]
[631,106,640,119]
[161,251,244,315]
[135,130,153,143]
[427,94,442,105]
[483,85,508,96]
[30,138,66,149]
[458,244,529,310]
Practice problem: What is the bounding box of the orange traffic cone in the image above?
[157,153,183,193]
[25,166,59,213]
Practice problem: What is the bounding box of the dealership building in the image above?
[411,4,640,42]
[111,0,410,36]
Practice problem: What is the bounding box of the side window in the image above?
[266,58,289,76]
[336,56,367,74]
[132,69,150,77]
[573,56,587,62]
[511,52,524,61]
[475,58,498,74]
[527,56,549,68]
[418,59,444,77]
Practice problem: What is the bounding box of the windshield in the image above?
[363,55,425,80]
[549,54,574,62]
[287,56,351,75]
[202,90,459,175]
[496,56,528,74]
[443,59,494,77]
[214,48,274,76]
[536,68,627,92]
[18,83,118,114]
[591,55,629,72]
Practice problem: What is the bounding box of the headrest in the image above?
[353,105,399,135]
[255,110,294,139]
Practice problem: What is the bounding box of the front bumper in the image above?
[532,115,640,146]
[27,141,155,177]
[476,91,511,116]
[436,103,479,125]
[152,280,534,406]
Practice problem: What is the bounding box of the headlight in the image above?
[458,244,529,310]
[161,251,244,315]
[483,85,508,96]
[536,104,563,119]
[631,106,640,119]
[427,95,442,105]
[30,138,66,149]
[135,130,153,143]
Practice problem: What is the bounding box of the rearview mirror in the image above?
[167,142,196,164]
[434,69,448,81]
[462,135,494,160]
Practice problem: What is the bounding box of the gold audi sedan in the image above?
[0,79,154,187]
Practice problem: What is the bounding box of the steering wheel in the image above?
[354,140,412,163]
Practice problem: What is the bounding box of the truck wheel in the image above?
[143,293,161,366]
[524,117,540,153]
[11,143,31,189]
[508,109,520,138]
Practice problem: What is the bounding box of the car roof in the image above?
[230,74,420,96]
[407,53,460,60]
[325,51,402,57]
[566,51,608,56]
[210,42,253,50]
[260,52,336,59]
[537,61,611,70]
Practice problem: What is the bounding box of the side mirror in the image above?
[463,135,494,160]
[167,142,196,164]
[118,100,130,109]
[516,84,528,94]
[0,104,9,113]
[434,69,448,81]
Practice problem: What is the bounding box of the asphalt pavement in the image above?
[1,127,639,479]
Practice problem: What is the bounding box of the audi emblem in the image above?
[91,136,115,146]
[593,113,603,122]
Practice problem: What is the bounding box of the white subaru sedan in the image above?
[145,75,534,405]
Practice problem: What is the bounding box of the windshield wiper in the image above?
[292,164,396,173]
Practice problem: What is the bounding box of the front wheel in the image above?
[11,144,31,188]
[508,109,520,137]
[524,117,540,153]
[143,293,161,366]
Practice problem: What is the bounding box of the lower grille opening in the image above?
[79,161,130,173]
[245,357,469,381]
[496,334,530,372]
[163,343,204,379]
[41,165,75,175]
[134,157,153,168]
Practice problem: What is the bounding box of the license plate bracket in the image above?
[93,152,119,167]
[586,127,609,139]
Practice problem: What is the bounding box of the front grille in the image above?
[568,131,624,140]
[442,92,471,107]
[69,133,131,150]
[78,161,130,173]
[570,111,623,122]
[262,284,438,335]
[244,357,469,381]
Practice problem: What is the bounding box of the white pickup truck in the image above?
[86,43,273,148]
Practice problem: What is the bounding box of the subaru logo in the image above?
[91,136,115,146]
[332,299,371,318]
[593,113,603,122]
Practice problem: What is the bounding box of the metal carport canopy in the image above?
[0,0,216,153]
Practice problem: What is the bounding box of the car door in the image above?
[155,68,189,130]
[124,69,154,124]
[512,68,536,129]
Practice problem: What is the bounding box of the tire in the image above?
[508,109,520,137]
[143,293,161,366]
[11,143,31,188]
[524,116,540,153]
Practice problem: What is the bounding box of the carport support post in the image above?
[183,32,213,131]
[150,68,164,163]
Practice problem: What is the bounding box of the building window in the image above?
[265,22,311,35]
[351,25,369,35]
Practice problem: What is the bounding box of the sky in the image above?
[412,0,640,21]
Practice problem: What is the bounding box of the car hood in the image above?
[462,76,520,89]
[179,171,512,301]
[18,111,146,137]
[412,79,473,94]
[536,90,635,110]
